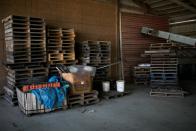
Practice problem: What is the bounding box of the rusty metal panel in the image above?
[121,13,169,81]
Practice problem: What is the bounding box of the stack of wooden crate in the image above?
[47,27,75,75]
[133,66,150,85]
[79,40,111,81]
[2,15,47,105]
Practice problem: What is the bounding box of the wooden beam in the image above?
[150,1,173,8]
[120,4,146,14]
[158,8,186,15]
[144,0,163,5]
[168,0,196,13]
[155,4,180,11]
[169,14,196,22]
[132,0,159,15]
[145,50,171,54]
[167,11,192,19]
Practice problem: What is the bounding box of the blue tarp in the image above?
[31,76,69,109]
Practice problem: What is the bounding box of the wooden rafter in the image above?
[169,14,196,22]
[168,0,196,13]
[132,0,159,15]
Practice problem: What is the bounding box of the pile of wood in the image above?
[2,15,47,105]
[79,40,111,81]
[47,27,75,75]
[133,66,150,85]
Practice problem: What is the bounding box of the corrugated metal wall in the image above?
[121,13,169,81]
[0,0,118,93]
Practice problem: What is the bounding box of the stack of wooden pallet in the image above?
[2,15,47,105]
[145,43,182,96]
[68,90,99,108]
[133,66,150,85]
[3,15,30,64]
[147,43,178,87]
[150,53,178,87]
[29,17,46,63]
[79,40,111,81]
[47,27,75,75]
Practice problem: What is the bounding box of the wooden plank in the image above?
[145,50,171,54]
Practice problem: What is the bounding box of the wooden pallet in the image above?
[68,90,99,108]
[3,91,18,106]
[150,88,185,97]
[134,81,149,85]
[101,90,130,100]
[3,15,46,65]
[48,53,64,62]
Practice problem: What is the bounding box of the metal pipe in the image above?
[119,10,124,80]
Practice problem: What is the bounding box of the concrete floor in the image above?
[0,80,196,131]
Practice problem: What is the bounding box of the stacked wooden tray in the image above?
[79,40,111,81]
[47,27,76,75]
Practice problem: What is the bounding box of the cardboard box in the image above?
[62,72,92,94]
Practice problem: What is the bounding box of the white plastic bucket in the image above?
[102,81,110,92]
[116,80,125,92]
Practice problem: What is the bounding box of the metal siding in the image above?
[0,0,118,93]
[121,13,169,81]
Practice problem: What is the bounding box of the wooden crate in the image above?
[16,88,67,116]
